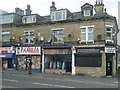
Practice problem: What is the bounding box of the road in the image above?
[2,70,119,88]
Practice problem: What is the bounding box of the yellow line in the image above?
[4,73,119,87]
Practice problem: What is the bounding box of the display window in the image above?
[31,56,40,69]
[17,56,40,70]
[17,56,26,69]
[45,55,71,70]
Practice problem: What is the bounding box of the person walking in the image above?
[27,60,32,74]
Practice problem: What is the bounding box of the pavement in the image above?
[2,69,119,86]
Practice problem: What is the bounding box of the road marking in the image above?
[3,79,18,82]
[53,84,75,88]
[34,82,75,88]
[4,73,119,87]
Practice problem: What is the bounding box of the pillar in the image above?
[72,46,76,75]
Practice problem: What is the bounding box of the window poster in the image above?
[17,56,26,69]
[32,56,40,69]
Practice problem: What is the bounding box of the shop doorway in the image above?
[65,61,72,72]
[8,59,13,68]
[106,54,113,76]
[3,59,13,68]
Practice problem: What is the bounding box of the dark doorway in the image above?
[8,59,13,68]
[65,62,71,72]
[106,54,113,76]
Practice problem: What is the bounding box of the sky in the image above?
[0,0,118,18]
[0,0,120,45]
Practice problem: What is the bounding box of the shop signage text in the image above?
[105,47,116,53]
[16,47,41,55]
[0,47,15,54]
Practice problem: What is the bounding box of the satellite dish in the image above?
[40,37,44,41]
[97,34,101,40]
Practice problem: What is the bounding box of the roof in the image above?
[81,3,93,8]
[1,8,118,27]
[0,9,8,15]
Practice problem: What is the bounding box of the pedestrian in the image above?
[27,60,32,74]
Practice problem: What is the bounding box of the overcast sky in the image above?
[0,0,118,18]
[0,0,120,45]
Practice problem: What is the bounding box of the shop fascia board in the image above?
[74,44,105,48]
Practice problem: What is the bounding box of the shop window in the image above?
[2,31,10,42]
[17,56,26,69]
[52,29,63,42]
[45,56,65,70]
[24,30,35,44]
[80,26,94,42]
[31,56,40,69]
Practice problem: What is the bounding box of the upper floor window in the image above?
[2,31,10,42]
[84,9,91,16]
[80,26,94,42]
[24,30,35,44]
[33,17,36,22]
[0,15,13,24]
[22,15,36,24]
[51,10,67,21]
[52,28,64,42]
[106,25,113,41]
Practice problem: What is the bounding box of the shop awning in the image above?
[42,45,72,49]
[0,54,15,58]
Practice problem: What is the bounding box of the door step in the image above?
[106,76,112,77]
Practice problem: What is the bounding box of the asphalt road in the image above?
[2,70,119,88]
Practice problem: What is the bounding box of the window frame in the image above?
[83,9,91,16]
[80,26,94,42]
[24,30,35,44]
[2,31,10,42]
[51,10,67,21]
[52,28,64,42]
[106,25,113,41]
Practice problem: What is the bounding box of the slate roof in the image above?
[0,8,117,27]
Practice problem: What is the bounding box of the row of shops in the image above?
[0,44,117,77]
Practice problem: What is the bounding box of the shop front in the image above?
[74,45,105,77]
[105,47,116,76]
[42,46,72,74]
[73,45,117,77]
[16,46,41,72]
[0,47,16,70]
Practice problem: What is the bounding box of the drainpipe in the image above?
[42,48,45,73]
[72,46,76,75]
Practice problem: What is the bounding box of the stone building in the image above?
[1,0,119,77]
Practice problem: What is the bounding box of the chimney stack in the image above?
[50,1,56,14]
[15,8,24,15]
[94,0,104,14]
[25,4,32,15]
